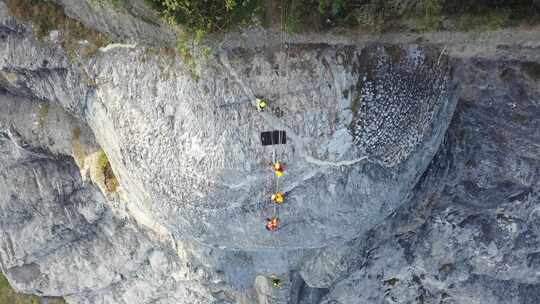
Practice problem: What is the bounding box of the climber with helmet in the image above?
[271,192,285,204]
[266,217,279,231]
[270,161,285,177]
[256,98,268,112]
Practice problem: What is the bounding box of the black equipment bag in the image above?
[260,130,287,146]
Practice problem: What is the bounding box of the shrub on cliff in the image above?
[143,0,263,32]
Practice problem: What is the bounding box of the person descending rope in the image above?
[256,98,268,112]
[266,217,279,231]
[271,192,285,204]
[270,161,285,177]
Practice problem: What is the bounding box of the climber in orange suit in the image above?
[271,161,285,177]
[266,217,279,231]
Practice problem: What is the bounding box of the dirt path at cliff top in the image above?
[216,25,540,63]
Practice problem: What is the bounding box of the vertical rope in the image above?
[279,0,294,163]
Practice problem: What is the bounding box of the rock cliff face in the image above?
[0,1,539,303]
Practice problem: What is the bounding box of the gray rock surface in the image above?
[55,0,175,45]
[0,1,539,303]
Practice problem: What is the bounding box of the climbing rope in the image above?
[269,0,295,229]
[217,1,297,236]
[277,0,294,165]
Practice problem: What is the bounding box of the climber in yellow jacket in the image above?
[256,98,267,112]
[271,192,285,204]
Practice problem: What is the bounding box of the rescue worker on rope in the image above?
[270,161,285,177]
[256,98,268,112]
[266,217,279,231]
[271,192,285,204]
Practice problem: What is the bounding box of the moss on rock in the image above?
[93,149,119,194]
[5,0,111,59]
[522,62,540,81]
[96,150,119,192]
[0,272,46,304]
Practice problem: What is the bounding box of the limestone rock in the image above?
[0,1,539,303]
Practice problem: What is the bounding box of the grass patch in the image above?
[413,0,445,32]
[407,0,540,32]
[283,0,356,34]
[511,113,529,124]
[142,0,356,35]
[522,62,540,81]
[349,0,540,33]
[383,277,399,287]
[142,0,260,75]
[7,0,540,40]
[71,127,86,169]
[46,299,66,304]
[109,0,125,9]
[143,0,263,32]
[439,263,454,273]
[0,272,41,304]
[72,131,120,195]
[175,33,212,80]
[455,9,512,31]
[95,149,119,193]
[36,102,49,129]
[5,0,111,59]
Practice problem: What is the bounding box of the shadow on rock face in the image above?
[6,263,41,285]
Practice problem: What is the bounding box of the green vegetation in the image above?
[96,150,119,193]
[143,0,355,35]
[6,0,539,71]
[439,263,454,273]
[46,298,66,304]
[0,272,42,304]
[71,127,86,169]
[143,0,264,32]
[414,0,445,32]
[511,113,529,124]
[5,0,111,59]
[109,0,126,9]
[283,0,355,33]
[408,0,540,32]
[141,0,540,36]
[143,0,262,75]
[72,131,121,195]
[90,0,127,9]
[455,9,512,32]
[383,277,399,287]
[522,62,540,81]
[36,103,49,129]
[354,0,540,32]
[175,30,211,79]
